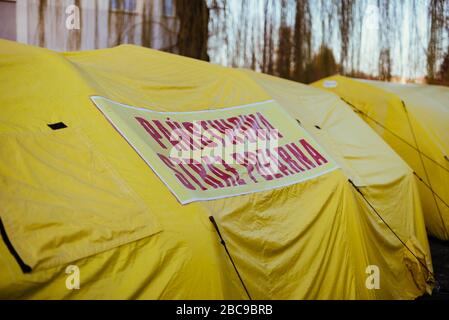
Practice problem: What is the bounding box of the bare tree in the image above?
[276,0,292,79]
[292,0,312,82]
[338,0,354,71]
[427,0,446,81]
[175,0,210,61]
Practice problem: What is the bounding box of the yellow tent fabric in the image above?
[313,76,449,240]
[0,40,433,299]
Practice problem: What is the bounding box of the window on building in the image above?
[163,0,175,17]
[123,0,136,12]
[110,0,137,13]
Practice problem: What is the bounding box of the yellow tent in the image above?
[313,76,449,241]
[0,40,433,299]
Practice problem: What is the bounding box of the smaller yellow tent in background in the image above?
[313,76,449,240]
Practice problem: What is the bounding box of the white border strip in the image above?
[91,95,276,115]
[178,166,340,204]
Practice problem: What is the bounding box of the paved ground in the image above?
[419,237,449,300]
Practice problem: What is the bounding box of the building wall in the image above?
[13,0,178,52]
[0,0,17,41]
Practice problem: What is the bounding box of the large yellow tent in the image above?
[313,76,449,241]
[0,40,433,299]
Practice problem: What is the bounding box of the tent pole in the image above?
[209,216,252,300]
